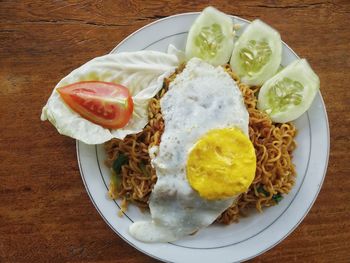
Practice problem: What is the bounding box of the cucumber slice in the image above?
[257,59,320,123]
[230,20,282,86]
[185,6,234,66]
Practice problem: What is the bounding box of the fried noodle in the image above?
[104,65,297,223]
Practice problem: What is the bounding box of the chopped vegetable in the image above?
[109,154,128,195]
[257,59,320,123]
[257,185,269,196]
[272,193,283,204]
[110,170,121,193]
[112,154,128,174]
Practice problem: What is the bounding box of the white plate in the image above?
[76,13,329,263]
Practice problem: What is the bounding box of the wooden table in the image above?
[1,1,349,262]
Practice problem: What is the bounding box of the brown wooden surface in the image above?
[1,0,349,262]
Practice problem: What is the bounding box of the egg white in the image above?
[129,58,249,242]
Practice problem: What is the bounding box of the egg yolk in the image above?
[186,128,256,200]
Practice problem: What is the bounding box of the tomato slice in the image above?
[57,81,133,129]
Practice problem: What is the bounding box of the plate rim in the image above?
[76,11,330,263]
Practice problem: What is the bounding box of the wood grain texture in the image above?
[0,0,349,262]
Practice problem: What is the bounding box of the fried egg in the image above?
[129,58,255,242]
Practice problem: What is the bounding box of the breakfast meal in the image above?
[41,6,320,242]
